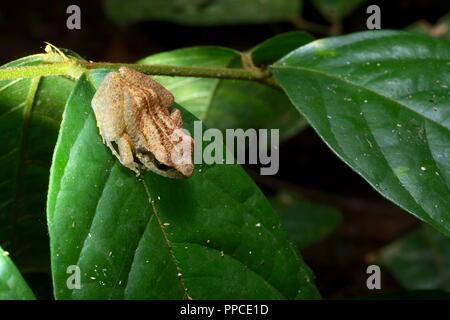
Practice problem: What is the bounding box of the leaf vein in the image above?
[141,181,192,300]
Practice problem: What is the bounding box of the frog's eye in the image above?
[135,147,154,163]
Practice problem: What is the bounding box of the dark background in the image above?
[1,0,448,298]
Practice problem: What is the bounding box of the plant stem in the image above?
[329,19,343,36]
[0,62,78,81]
[291,17,332,35]
[82,61,269,80]
[0,60,279,88]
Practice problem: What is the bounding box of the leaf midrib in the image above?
[141,181,191,299]
[273,64,450,234]
[173,241,286,299]
[272,64,450,132]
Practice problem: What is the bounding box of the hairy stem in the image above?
[0,59,279,88]
[0,62,79,81]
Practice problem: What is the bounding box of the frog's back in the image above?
[91,71,127,140]
[119,67,174,108]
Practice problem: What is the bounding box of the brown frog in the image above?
[91,67,194,178]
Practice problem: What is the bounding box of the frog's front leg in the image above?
[116,134,140,175]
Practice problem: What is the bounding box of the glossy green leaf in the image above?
[270,191,341,249]
[105,0,300,26]
[272,31,450,235]
[249,31,314,66]
[0,55,74,274]
[311,0,366,22]
[47,72,319,299]
[139,46,308,141]
[379,225,450,291]
[0,246,35,300]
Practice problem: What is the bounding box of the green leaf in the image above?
[47,72,319,299]
[272,31,450,235]
[270,191,341,249]
[379,225,450,291]
[139,45,308,141]
[311,0,366,22]
[0,55,74,274]
[0,246,35,299]
[249,31,314,66]
[105,0,301,26]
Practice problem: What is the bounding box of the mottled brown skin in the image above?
[91,67,194,178]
